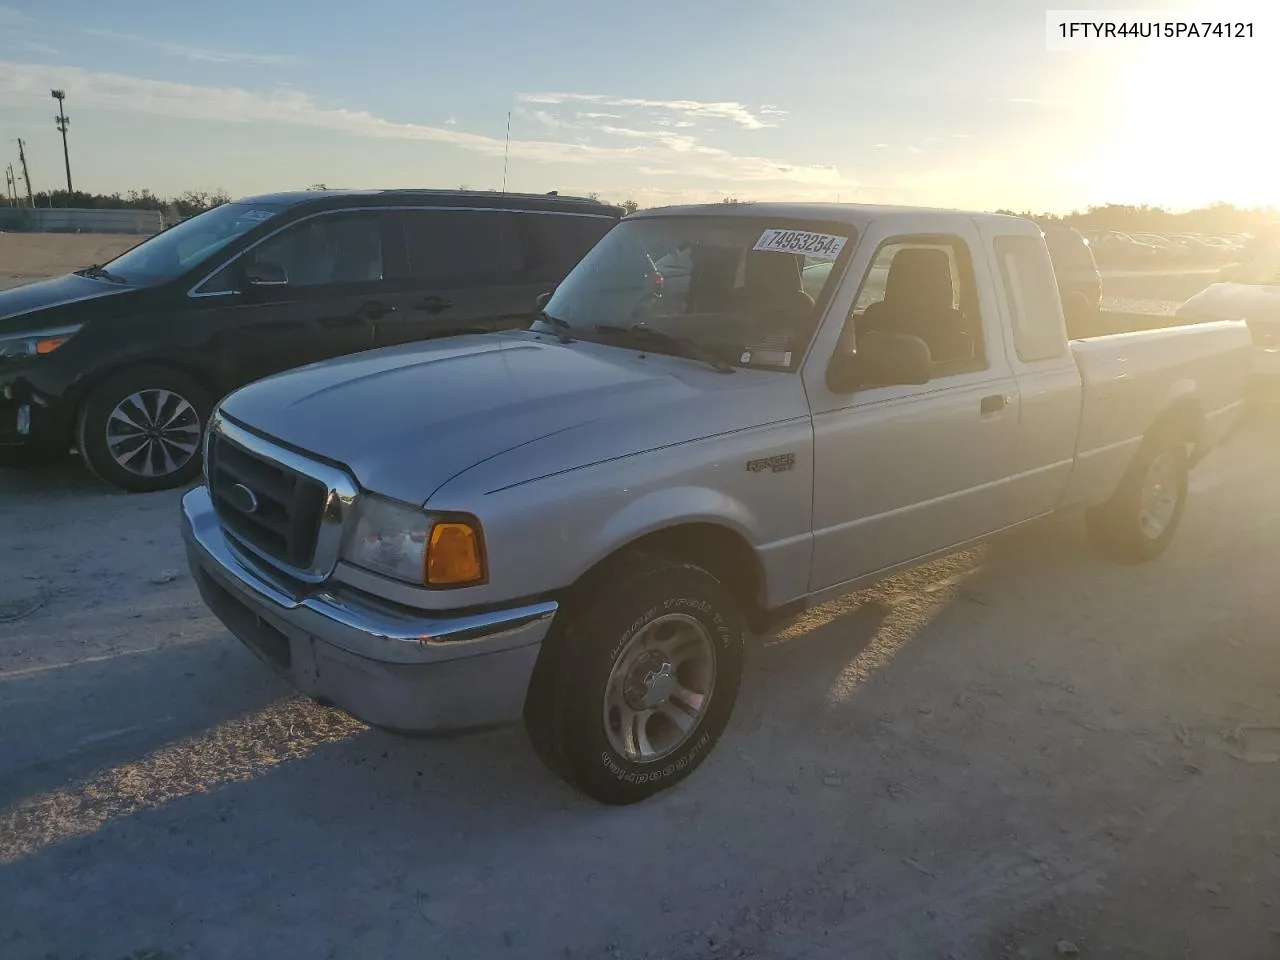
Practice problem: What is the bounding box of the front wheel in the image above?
[1086,429,1189,562]
[524,554,745,805]
[76,365,211,493]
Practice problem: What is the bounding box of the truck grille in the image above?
[207,430,328,570]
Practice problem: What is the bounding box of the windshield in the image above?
[101,202,284,286]
[541,216,854,371]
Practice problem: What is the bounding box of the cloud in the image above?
[523,108,562,129]
[80,27,298,67]
[17,40,57,55]
[575,111,621,120]
[907,146,925,154]
[872,143,890,148]
[952,133,973,139]
[0,62,856,190]
[444,117,457,125]
[518,91,781,129]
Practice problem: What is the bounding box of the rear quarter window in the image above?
[995,235,1069,363]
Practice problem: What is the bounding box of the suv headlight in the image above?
[340,495,487,588]
[0,324,83,359]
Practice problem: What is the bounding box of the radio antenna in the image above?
[502,111,511,193]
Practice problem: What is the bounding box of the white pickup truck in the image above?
[182,203,1251,805]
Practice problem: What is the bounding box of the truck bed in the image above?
[1062,318,1252,508]
[1066,308,1205,341]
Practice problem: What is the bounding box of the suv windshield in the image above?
[100,202,284,286]
[540,215,854,371]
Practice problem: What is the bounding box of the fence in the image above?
[0,207,165,235]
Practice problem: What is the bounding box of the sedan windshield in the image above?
[100,202,284,286]
[540,216,854,371]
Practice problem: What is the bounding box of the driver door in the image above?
[188,211,389,389]
[803,215,1022,592]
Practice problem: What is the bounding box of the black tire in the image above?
[76,365,211,493]
[1086,427,1189,563]
[524,552,745,805]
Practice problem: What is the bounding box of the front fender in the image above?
[575,485,762,582]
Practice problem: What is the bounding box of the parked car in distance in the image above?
[0,189,622,491]
[1090,230,1159,266]
[1177,227,1280,394]
[183,201,1250,805]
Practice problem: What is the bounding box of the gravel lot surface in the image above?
[0,233,140,291]
[2,409,1278,960]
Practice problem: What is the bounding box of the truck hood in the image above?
[0,273,136,328]
[219,332,802,505]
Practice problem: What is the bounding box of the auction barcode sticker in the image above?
[754,229,847,261]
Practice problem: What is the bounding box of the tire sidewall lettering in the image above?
[599,729,712,783]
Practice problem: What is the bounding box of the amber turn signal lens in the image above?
[425,520,485,586]
[35,336,72,355]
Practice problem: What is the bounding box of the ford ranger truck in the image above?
[182,203,1251,805]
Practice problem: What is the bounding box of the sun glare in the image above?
[1099,2,1278,209]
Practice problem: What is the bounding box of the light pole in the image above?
[51,89,72,194]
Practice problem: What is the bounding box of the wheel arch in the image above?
[68,357,222,447]
[572,520,770,633]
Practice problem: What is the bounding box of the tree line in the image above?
[996,202,1280,235]
[14,189,1277,234]
[19,189,232,220]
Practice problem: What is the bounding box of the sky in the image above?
[0,0,1276,212]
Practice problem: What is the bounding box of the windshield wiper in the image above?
[535,311,574,344]
[75,264,126,284]
[594,323,735,374]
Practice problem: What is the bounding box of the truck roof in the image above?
[631,201,1032,230]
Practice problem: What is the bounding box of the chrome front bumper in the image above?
[182,485,556,732]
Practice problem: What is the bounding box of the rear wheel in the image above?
[77,366,211,493]
[524,553,745,805]
[1086,428,1188,562]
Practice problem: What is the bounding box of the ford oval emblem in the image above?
[227,482,260,515]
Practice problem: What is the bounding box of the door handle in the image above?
[980,394,1007,415]
[360,300,398,320]
[413,296,454,315]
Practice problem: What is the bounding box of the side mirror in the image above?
[535,290,554,311]
[827,332,932,393]
[244,260,289,287]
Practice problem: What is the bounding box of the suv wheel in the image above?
[77,365,211,493]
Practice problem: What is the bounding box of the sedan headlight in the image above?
[0,324,83,359]
[340,495,487,588]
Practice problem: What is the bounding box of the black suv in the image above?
[0,189,621,491]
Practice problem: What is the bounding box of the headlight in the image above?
[0,324,83,359]
[340,495,487,588]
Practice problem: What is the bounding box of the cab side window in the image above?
[251,214,384,286]
[848,236,987,375]
[398,210,528,283]
[994,236,1068,362]
[198,213,383,293]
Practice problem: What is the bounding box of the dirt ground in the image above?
[2,236,1278,959]
[1,410,1278,959]
[0,232,141,290]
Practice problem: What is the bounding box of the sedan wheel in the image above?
[105,389,203,479]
